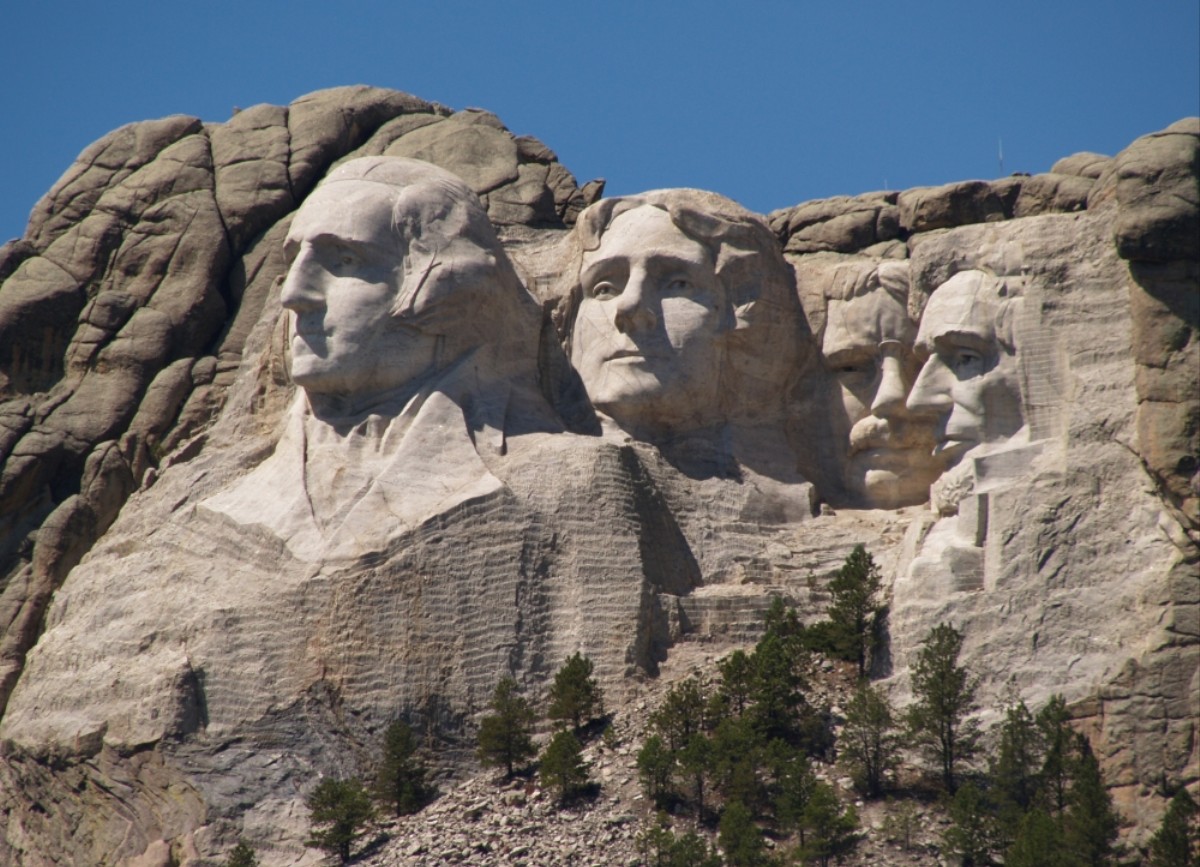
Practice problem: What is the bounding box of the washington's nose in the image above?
[280,247,325,312]
[906,357,953,417]
[613,270,657,333]
[871,354,910,419]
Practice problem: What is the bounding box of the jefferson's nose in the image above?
[612,269,657,333]
[280,247,325,312]
[906,356,954,417]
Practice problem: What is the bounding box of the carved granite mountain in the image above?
[0,88,1194,865]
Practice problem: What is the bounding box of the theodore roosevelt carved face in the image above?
[907,269,1025,470]
[822,262,940,508]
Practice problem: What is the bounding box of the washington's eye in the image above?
[590,280,618,299]
[666,278,692,293]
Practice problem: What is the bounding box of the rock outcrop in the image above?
[0,89,1194,865]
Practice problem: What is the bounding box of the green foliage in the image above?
[990,699,1041,838]
[710,715,768,812]
[880,798,920,850]
[773,749,818,836]
[1036,694,1074,815]
[719,799,772,867]
[1005,808,1075,867]
[718,650,756,716]
[305,777,374,864]
[942,781,1000,867]
[223,840,258,867]
[540,729,589,805]
[824,544,884,677]
[650,676,710,751]
[1149,788,1199,867]
[476,676,537,778]
[838,683,899,799]
[904,623,980,793]
[1063,734,1118,867]
[637,734,676,808]
[374,720,434,817]
[547,652,603,731]
[638,814,723,867]
[795,781,859,866]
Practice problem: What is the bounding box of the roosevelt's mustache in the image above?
[848,415,935,455]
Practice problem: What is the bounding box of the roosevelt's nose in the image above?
[280,246,325,312]
[871,353,911,420]
[612,268,657,333]
[906,356,954,417]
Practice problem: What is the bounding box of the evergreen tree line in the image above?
[221,545,1197,866]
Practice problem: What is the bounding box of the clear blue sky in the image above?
[2,1,1197,244]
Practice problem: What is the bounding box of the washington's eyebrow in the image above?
[824,345,878,367]
[302,232,395,259]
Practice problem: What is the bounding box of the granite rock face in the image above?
[0,91,1194,865]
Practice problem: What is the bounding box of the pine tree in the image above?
[904,623,980,793]
[710,714,768,812]
[547,652,603,731]
[825,544,884,677]
[1063,733,1118,867]
[1037,694,1074,815]
[719,799,771,867]
[942,781,1000,867]
[476,676,537,778]
[773,748,818,843]
[374,720,433,816]
[637,734,676,808]
[540,729,589,805]
[305,777,374,865]
[223,840,258,867]
[838,682,899,799]
[1148,788,1199,867]
[1005,808,1075,867]
[991,700,1041,838]
[718,649,756,716]
[795,781,859,867]
[649,676,709,752]
[638,814,723,867]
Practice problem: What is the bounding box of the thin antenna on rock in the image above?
[999,138,1004,175]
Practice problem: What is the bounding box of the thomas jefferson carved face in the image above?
[906,270,1024,469]
[570,205,728,435]
[823,267,940,508]
[282,180,438,402]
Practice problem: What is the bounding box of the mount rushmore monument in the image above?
[0,86,1194,863]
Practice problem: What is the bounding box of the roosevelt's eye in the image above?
[590,280,619,300]
[950,349,983,374]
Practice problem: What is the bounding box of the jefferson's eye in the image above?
[590,280,618,299]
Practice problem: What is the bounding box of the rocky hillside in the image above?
[0,87,1194,865]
